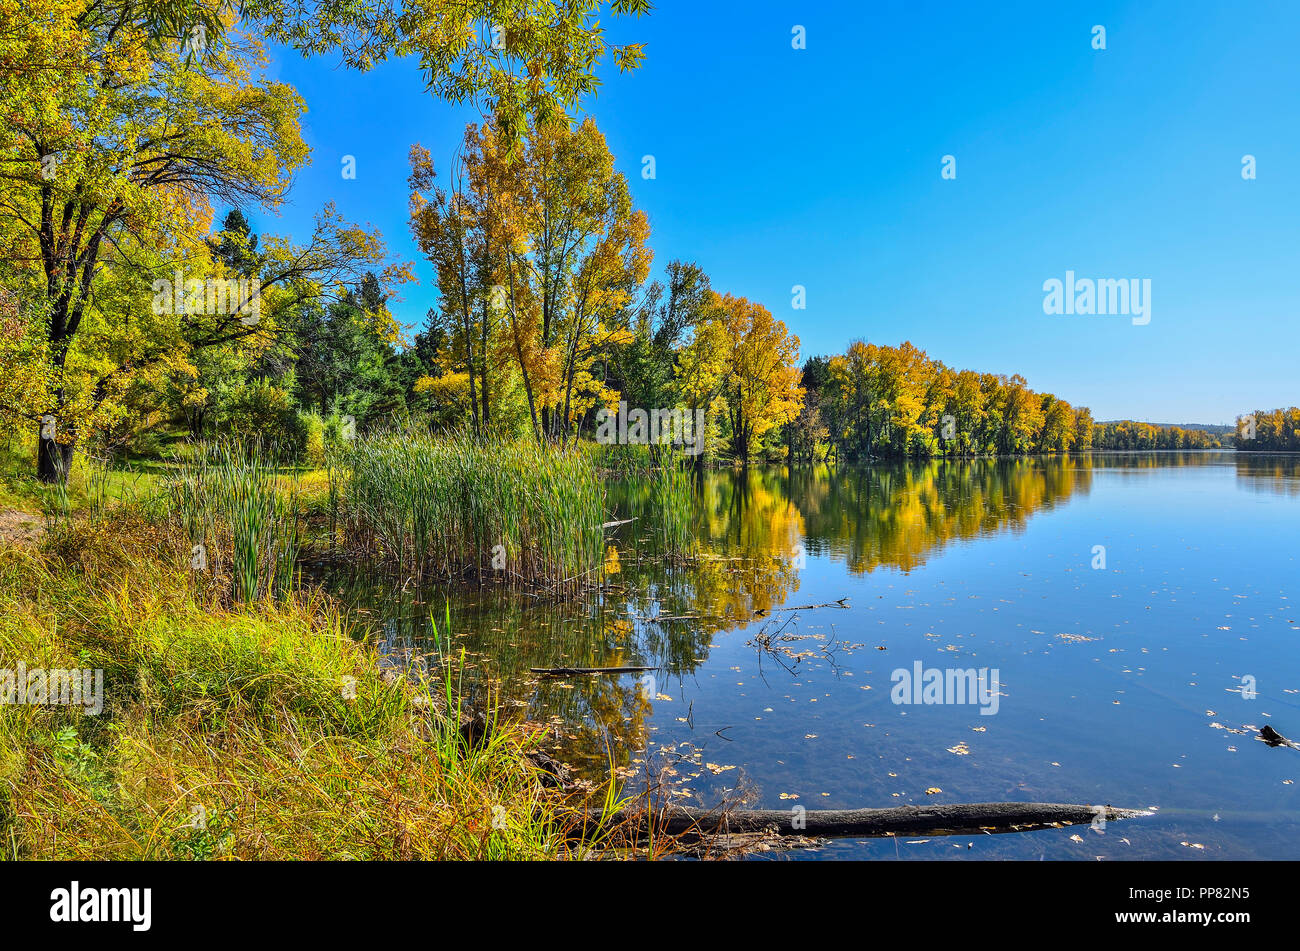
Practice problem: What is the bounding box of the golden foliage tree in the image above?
[716,293,803,463]
[0,1,400,479]
[413,116,650,443]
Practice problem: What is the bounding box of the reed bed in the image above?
[589,441,658,477]
[338,431,607,590]
[164,441,300,603]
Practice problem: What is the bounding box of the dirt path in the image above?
[0,508,43,547]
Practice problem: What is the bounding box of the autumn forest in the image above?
[0,4,1282,474]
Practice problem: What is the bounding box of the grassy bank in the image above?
[0,511,605,860]
[0,439,160,516]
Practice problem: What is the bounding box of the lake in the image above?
[337,451,1300,859]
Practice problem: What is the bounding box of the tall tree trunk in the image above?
[479,300,490,431]
[37,421,74,484]
[506,268,540,441]
[456,236,480,438]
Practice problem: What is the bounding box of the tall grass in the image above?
[37,453,114,537]
[339,431,607,590]
[0,516,600,860]
[164,441,300,603]
[589,441,658,477]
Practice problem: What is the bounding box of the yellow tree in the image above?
[409,131,500,436]
[0,1,398,479]
[246,0,651,139]
[558,176,650,435]
[873,341,931,453]
[486,116,649,442]
[0,287,50,438]
[1002,374,1045,453]
[717,293,803,463]
[673,305,729,461]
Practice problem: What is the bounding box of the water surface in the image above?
[341,452,1300,859]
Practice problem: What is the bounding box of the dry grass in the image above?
[0,513,622,860]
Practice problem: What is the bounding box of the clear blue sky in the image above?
[255,0,1300,425]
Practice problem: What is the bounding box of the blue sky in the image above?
[254,0,1300,424]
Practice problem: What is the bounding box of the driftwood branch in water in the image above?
[1260,725,1300,749]
[530,665,657,677]
[585,802,1151,840]
[756,598,850,616]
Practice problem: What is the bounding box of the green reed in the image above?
[337,431,607,591]
[648,461,693,555]
[165,441,300,603]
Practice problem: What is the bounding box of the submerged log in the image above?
[757,597,851,615]
[1259,725,1300,749]
[530,665,657,677]
[585,801,1151,840]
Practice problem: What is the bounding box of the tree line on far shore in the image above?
[1235,407,1300,451]
[785,344,1230,462]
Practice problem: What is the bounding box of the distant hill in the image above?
[1098,421,1235,434]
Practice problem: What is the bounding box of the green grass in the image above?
[0,431,699,859]
[590,442,695,557]
[0,512,610,860]
[0,439,161,519]
[646,462,694,555]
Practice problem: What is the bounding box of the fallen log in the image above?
[1260,725,1300,749]
[756,597,850,616]
[582,801,1150,840]
[531,665,657,677]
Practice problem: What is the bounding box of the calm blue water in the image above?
[353,452,1300,859]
